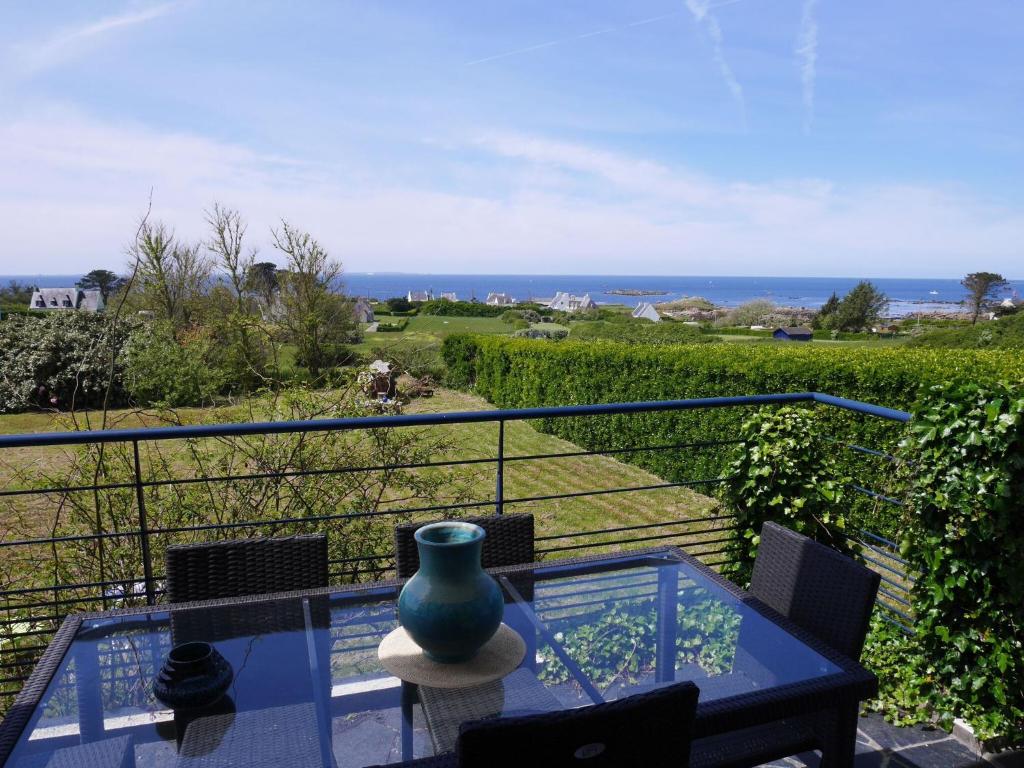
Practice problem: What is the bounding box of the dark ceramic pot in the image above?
[397,522,503,663]
[153,641,233,709]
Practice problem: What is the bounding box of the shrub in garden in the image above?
[123,321,227,407]
[443,334,1024,538]
[899,379,1024,741]
[0,313,134,413]
[721,406,848,585]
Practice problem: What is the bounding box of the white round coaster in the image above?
[377,623,526,688]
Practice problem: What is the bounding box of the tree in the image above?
[205,203,268,387]
[126,221,211,328]
[0,280,35,308]
[813,292,840,330]
[834,281,888,331]
[962,272,1010,325]
[386,296,414,313]
[718,299,776,328]
[76,269,125,300]
[271,221,358,377]
[245,262,281,311]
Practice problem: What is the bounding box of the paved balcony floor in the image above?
[762,713,1022,768]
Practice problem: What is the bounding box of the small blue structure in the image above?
[773,326,813,342]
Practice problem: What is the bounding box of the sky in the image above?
[0,1,1021,278]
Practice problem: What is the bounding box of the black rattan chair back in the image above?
[750,522,880,660]
[164,534,329,603]
[456,680,699,768]
[394,515,534,578]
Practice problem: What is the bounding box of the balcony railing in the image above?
[0,391,913,708]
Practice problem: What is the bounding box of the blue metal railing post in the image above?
[131,440,156,606]
[496,419,505,515]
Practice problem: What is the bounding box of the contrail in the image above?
[464,11,685,66]
[796,0,819,134]
[685,0,746,125]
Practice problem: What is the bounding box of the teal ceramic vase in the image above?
[397,522,504,663]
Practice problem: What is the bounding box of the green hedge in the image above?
[376,318,409,332]
[420,300,548,318]
[442,336,1024,536]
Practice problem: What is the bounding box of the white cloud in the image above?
[0,109,1021,278]
[12,3,182,75]
[685,0,746,126]
[796,0,820,134]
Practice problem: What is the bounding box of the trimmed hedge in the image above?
[442,336,1024,536]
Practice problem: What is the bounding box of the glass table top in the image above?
[5,553,844,768]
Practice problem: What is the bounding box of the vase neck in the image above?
[417,538,482,579]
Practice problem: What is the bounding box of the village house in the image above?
[28,288,105,313]
[440,292,457,302]
[353,298,374,323]
[631,302,661,322]
[485,292,516,307]
[407,290,432,303]
[548,291,597,313]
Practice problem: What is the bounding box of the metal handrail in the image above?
[0,391,909,449]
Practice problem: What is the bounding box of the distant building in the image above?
[353,298,374,323]
[486,292,516,307]
[29,288,105,313]
[407,290,432,303]
[772,326,813,342]
[548,292,596,313]
[440,292,457,302]
[631,302,661,322]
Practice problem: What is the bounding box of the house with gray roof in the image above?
[631,302,661,322]
[548,292,596,313]
[353,298,374,323]
[29,288,105,313]
[407,290,432,303]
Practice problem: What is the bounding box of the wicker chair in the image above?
[749,521,881,661]
[164,535,328,604]
[393,515,534,578]
[689,521,881,768]
[456,680,700,768]
[370,681,699,768]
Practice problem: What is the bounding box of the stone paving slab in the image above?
[755,713,1022,768]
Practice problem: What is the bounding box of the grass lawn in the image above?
[530,322,570,333]
[0,387,724,564]
[404,389,724,561]
[401,315,509,336]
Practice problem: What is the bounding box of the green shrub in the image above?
[570,320,710,345]
[440,335,480,387]
[898,379,1024,741]
[722,407,848,585]
[443,335,1024,537]
[908,312,1024,349]
[0,313,134,413]
[421,300,548,318]
[123,322,227,407]
[376,318,409,332]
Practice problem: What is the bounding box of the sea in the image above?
[7,274,1023,318]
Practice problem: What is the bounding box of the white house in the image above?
[631,302,661,322]
[485,292,516,307]
[29,288,105,313]
[548,292,596,313]
[407,290,432,303]
[440,292,457,302]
